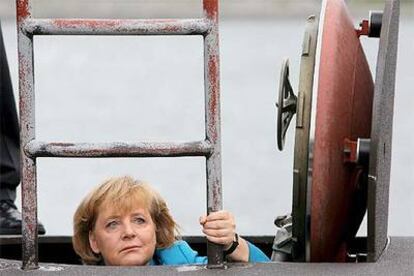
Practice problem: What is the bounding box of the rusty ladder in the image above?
[16,0,223,270]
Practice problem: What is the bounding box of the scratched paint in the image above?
[203,0,224,268]
[25,141,213,158]
[23,18,211,36]
[16,0,31,21]
[17,0,39,270]
[16,0,224,270]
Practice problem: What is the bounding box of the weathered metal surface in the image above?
[16,0,224,270]
[310,0,374,262]
[367,0,399,263]
[25,141,212,158]
[16,0,38,271]
[2,237,414,275]
[203,0,224,268]
[16,0,31,22]
[291,15,319,262]
[23,18,211,36]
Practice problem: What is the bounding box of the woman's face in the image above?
[89,204,157,266]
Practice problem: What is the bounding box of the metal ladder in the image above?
[16,0,223,270]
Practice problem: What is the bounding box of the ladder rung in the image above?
[22,18,211,36]
[25,140,212,158]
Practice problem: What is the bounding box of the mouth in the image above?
[120,245,141,253]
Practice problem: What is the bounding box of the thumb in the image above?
[199,215,207,225]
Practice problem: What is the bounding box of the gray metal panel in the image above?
[367,0,400,262]
[291,15,319,262]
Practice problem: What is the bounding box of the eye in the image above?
[132,216,146,225]
[105,220,119,229]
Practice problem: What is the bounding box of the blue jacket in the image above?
[150,240,270,265]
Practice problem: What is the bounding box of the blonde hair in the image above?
[72,176,178,265]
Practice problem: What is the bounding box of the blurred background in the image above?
[0,0,413,237]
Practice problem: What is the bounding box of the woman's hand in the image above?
[199,210,249,262]
[199,210,235,250]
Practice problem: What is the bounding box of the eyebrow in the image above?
[130,212,148,217]
[104,215,121,221]
[103,211,148,220]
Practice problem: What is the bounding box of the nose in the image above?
[121,221,136,240]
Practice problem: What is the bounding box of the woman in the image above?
[73,176,269,266]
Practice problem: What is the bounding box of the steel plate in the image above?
[367,0,400,263]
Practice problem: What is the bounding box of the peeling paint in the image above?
[16,0,31,21]
[16,0,223,269]
[25,141,213,158]
[23,18,211,36]
[202,0,224,267]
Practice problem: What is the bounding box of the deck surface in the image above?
[1,237,413,275]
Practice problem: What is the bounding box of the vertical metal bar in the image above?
[16,0,38,270]
[203,0,224,268]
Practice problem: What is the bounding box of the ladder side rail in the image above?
[16,0,37,270]
[203,0,223,268]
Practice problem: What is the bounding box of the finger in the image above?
[203,220,234,230]
[199,215,207,225]
[206,210,232,222]
[202,228,233,238]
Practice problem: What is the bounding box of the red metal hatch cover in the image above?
[310,0,374,262]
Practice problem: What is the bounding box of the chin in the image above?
[118,252,151,266]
